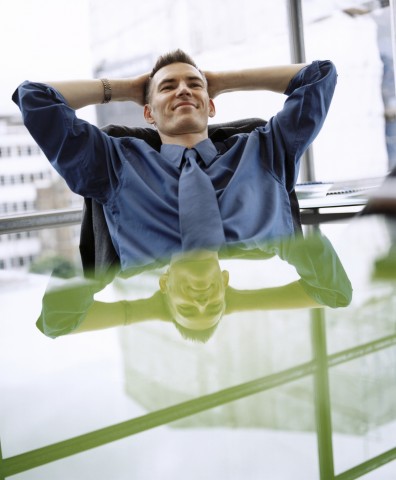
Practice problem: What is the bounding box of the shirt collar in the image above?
[160,138,218,168]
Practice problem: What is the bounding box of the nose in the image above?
[187,285,212,307]
[194,292,210,307]
[176,81,192,96]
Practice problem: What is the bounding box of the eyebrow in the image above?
[176,303,223,316]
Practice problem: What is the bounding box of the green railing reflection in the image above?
[1,323,396,478]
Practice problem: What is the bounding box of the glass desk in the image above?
[1,214,395,480]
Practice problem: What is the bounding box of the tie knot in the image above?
[184,148,198,164]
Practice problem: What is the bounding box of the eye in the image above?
[206,303,223,314]
[178,305,199,316]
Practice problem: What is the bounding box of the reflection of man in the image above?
[37,232,352,342]
[159,250,229,333]
[14,50,338,337]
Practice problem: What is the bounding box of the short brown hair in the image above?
[144,49,206,103]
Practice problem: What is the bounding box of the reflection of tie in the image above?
[178,148,225,251]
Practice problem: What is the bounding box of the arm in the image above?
[209,61,336,192]
[37,280,169,338]
[276,233,353,308]
[205,64,307,98]
[73,291,169,334]
[12,75,150,199]
[225,280,323,314]
[224,232,353,315]
[45,73,149,110]
[49,65,306,107]
[13,81,113,199]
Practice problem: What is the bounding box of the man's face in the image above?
[144,62,216,138]
[160,252,229,331]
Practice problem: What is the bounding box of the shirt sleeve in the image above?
[263,60,337,191]
[12,81,120,203]
[36,277,101,338]
[276,232,353,308]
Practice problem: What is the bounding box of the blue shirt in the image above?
[13,60,337,273]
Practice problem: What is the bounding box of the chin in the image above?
[175,118,207,134]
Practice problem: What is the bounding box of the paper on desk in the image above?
[296,177,384,200]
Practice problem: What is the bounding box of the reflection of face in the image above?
[160,252,229,331]
[144,62,216,137]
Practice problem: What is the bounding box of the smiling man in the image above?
[13,49,338,339]
[143,61,216,145]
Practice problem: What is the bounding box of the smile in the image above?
[173,102,196,109]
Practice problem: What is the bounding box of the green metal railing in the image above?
[0,205,362,236]
[1,304,396,478]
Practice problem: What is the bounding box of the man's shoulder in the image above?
[101,124,162,150]
[208,118,267,143]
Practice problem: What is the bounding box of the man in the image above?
[13,49,339,339]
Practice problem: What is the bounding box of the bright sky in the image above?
[1,0,93,116]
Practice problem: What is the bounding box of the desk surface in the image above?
[299,177,396,211]
[1,215,396,479]
[296,176,387,209]
[299,195,368,209]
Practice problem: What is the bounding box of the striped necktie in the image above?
[178,148,225,252]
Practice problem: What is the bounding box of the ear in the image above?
[159,273,169,293]
[208,99,216,118]
[144,104,156,125]
[222,270,229,288]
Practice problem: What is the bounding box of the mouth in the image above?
[190,284,212,293]
[173,102,197,110]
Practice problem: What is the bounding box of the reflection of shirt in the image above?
[36,230,352,339]
[275,232,352,308]
[13,61,337,273]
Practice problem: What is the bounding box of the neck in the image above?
[170,249,219,265]
[159,130,209,148]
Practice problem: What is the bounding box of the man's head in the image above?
[160,250,229,342]
[143,49,215,142]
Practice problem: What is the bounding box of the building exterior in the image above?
[0,115,82,271]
